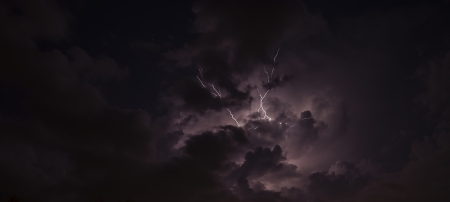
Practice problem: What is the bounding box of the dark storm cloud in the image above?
[137,126,248,202]
[0,0,69,41]
[150,129,303,202]
[311,92,349,139]
[240,109,320,160]
[2,0,450,201]
[280,187,307,202]
[243,190,290,202]
[92,125,298,202]
[184,126,248,170]
[168,0,322,112]
[245,119,290,142]
[229,145,292,181]
[170,78,253,114]
[355,132,450,202]
[156,130,184,160]
[183,0,311,69]
[351,42,450,202]
[260,3,448,171]
[418,52,450,111]
[0,31,149,157]
[283,111,325,158]
[55,126,248,202]
[0,0,153,201]
[67,47,129,82]
[241,109,326,161]
[307,161,372,202]
[366,49,450,202]
[128,40,161,55]
[262,74,294,90]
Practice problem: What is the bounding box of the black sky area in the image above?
[1,0,450,202]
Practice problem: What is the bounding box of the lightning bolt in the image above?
[264,66,271,83]
[270,47,280,81]
[196,72,221,98]
[274,47,280,62]
[257,88,272,121]
[196,76,206,88]
[227,108,241,127]
[270,66,275,82]
[255,47,280,121]
[195,69,240,126]
[192,48,281,127]
[209,83,221,98]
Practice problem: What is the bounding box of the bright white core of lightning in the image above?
[192,48,281,127]
[196,76,206,88]
[227,108,241,127]
[257,88,272,121]
[209,83,221,98]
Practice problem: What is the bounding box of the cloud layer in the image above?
[1,0,450,201]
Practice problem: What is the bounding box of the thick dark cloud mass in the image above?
[227,145,300,189]
[307,161,372,201]
[167,0,321,113]
[1,0,450,201]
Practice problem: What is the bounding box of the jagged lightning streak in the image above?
[274,47,280,62]
[197,70,221,98]
[194,48,281,127]
[270,47,280,80]
[263,48,280,84]
[270,66,274,81]
[196,76,206,88]
[264,66,271,83]
[227,108,241,127]
[256,47,280,121]
[264,48,280,79]
[195,69,241,126]
[209,83,221,98]
[257,88,272,121]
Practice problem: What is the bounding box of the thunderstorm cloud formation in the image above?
[1,0,450,201]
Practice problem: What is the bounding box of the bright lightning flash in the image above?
[209,83,221,98]
[274,47,280,62]
[196,76,206,87]
[256,47,280,122]
[257,88,272,121]
[196,69,239,126]
[193,48,280,127]
[227,108,241,127]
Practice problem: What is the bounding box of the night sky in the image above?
[1,0,450,201]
